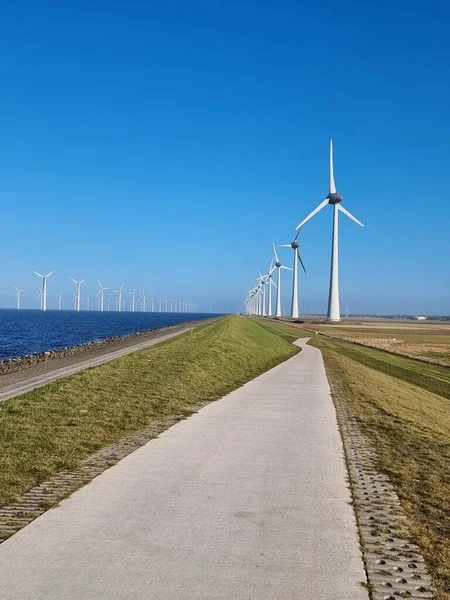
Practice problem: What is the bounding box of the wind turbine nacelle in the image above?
[291,240,299,249]
[275,261,281,268]
[327,192,343,204]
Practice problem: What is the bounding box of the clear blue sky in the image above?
[1,0,449,314]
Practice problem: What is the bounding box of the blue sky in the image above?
[1,0,449,314]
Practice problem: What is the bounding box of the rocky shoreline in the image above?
[0,322,198,376]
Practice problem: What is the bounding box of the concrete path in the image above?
[0,340,367,600]
[0,323,205,404]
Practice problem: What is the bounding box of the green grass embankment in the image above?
[0,316,299,505]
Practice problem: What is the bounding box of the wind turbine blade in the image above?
[272,242,280,263]
[278,244,292,248]
[297,248,307,274]
[70,277,77,283]
[338,204,364,227]
[33,271,44,278]
[295,198,329,230]
[80,279,87,284]
[281,266,293,271]
[98,280,103,287]
[271,279,277,288]
[329,139,336,194]
[14,285,18,291]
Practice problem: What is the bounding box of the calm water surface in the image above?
[0,309,219,360]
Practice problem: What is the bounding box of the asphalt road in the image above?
[0,323,200,403]
[0,339,367,599]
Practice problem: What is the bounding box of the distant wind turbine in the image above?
[55,290,63,310]
[295,140,364,321]
[266,260,277,317]
[70,278,87,312]
[14,286,24,309]
[33,270,55,312]
[278,231,306,319]
[114,285,124,312]
[129,289,137,312]
[85,294,91,311]
[138,290,147,312]
[97,280,109,312]
[272,242,293,318]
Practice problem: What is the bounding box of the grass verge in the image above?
[0,316,299,505]
[307,334,450,600]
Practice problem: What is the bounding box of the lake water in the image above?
[0,309,219,360]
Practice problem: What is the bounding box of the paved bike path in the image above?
[0,339,367,599]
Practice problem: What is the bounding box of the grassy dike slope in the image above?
[0,316,299,505]
[288,328,450,600]
[261,319,450,597]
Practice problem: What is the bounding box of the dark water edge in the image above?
[0,309,222,360]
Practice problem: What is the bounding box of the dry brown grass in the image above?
[304,321,450,366]
[311,338,450,600]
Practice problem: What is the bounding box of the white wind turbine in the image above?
[97,280,109,312]
[114,285,124,312]
[272,242,293,318]
[55,290,63,310]
[106,297,111,311]
[70,278,87,312]
[296,140,364,321]
[266,260,277,317]
[129,289,137,312]
[85,294,91,311]
[14,286,24,309]
[278,231,306,319]
[138,290,147,312]
[33,270,55,312]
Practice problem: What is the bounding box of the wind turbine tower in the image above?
[97,280,108,312]
[70,278,87,312]
[272,243,293,318]
[114,285,124,312]
[296,140,364,321]
[14,286,24,309]
[33,270,55,312]
[55,290,63,310]
[129,289,137,312]
[278,231,306,319]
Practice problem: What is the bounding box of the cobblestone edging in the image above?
[335,401,435,600]
[0,404,206,544]
[0,318,216,375]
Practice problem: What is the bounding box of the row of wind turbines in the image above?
[13,274,197,313]
[245,141,364,322]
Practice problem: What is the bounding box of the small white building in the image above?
[414,316,427,320]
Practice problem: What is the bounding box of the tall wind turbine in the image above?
[70,278,87,312]
[33,270,55,312]
[114,285,124,312]
[296,140,364,321]
[278,231,306,319]
[272,243,293,318]
[55,290,63,310]
[14,286,24,309]
[129,289,137,312]
[85,294,91,311]
[97,280,108,312]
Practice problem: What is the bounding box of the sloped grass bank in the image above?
[0,316,299,505]
[309,336,450,600]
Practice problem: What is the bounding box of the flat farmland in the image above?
[304,320,450,366]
